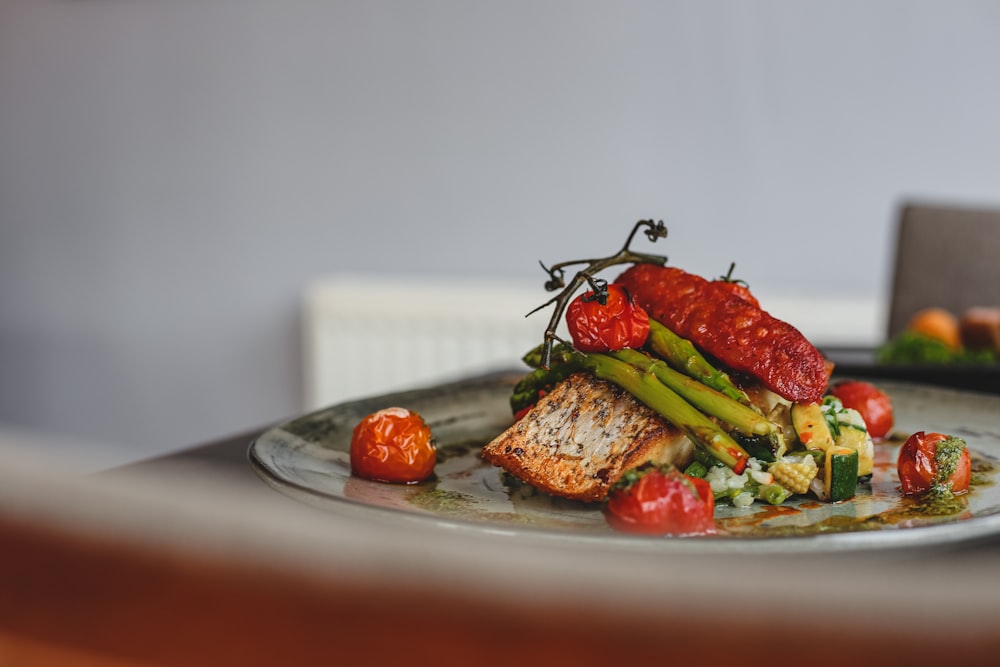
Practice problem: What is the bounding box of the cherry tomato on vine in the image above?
[566,283,650,352]
[897,431,971,496]
[829,380,894,438]
[714,262,760,308]
[350,407,436,484]
[603,466,716,536]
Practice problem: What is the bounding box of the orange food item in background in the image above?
[907,308,961,349]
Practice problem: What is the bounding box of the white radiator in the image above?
[303,274,885,411]
[303,275,550,410]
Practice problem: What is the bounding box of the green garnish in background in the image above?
[877,331,997,365]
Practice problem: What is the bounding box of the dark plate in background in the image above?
[822,347,1000,395]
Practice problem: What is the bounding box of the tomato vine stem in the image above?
[528,219,669,369]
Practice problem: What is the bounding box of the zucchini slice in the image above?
[834,423,874,477]
[824,446,859,502]
[791,402,835,452]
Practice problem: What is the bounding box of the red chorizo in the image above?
[616,263,829,402]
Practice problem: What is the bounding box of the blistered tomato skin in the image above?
[897,431,971,496]
[714,263,761,308]
[603,467,716,536]
[714,281,760,308]
[566,284,650,353]
[830,380,894,439]
[350,407,436,484]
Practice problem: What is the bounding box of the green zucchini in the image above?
[824,446,859,502]
[833,423,874,476]
[791,402,835,452]
[821,397,874,477]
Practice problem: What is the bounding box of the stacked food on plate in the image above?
[349,220,973,536]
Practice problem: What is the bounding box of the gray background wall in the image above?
[2,1,999,463]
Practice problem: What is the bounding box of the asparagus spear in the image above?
[558,348,751,473]
[510,364,575,413]
[610,348,776,438]
[521,342,757,470]
[646,319,754,408]
[522,342,572,369]
[527,342,776,437]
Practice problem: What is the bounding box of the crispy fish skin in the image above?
[482,372,693,502]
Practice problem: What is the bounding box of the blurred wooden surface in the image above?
[3,429,1000,666]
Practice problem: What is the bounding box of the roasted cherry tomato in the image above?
[714,262,760,308]
[603,466,716,536]
[829,380,894,438]
[897,431,971,496]
[350,407,436,484]
[566,283,650,352]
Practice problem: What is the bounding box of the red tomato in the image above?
[603,467,716,536]
[350,407,436,484]
[512,405,533,421]
[897,431,971,496]
[714,262,760,308]
[566,283,650,352]
[512,389,549,422]
[829,380,894,438]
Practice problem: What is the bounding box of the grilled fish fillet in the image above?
[482,372,693,502]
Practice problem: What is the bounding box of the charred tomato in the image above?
[350,407,436,484]
[603,466,716,536]
[830,380,894,439]
[897,431,971,496]
[566,283,650,352]
[713,262,760,308]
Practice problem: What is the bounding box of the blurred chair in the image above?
[887,203,1000,337]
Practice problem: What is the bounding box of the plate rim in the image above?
[247,374,1000,555]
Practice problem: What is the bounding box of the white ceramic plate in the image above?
[249,372,1000,554]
